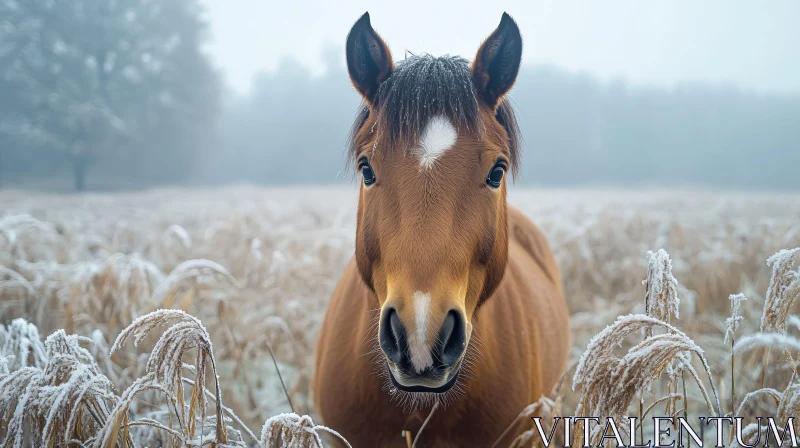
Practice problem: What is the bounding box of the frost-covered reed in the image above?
[1,312,346,447]
[0,327,117,447]
[762,248,800,335]
[643,249,680,328]
[566,246,798,448]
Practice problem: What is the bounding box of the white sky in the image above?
[200,0,800,95]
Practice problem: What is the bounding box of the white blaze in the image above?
[409,291,434,373]
[415,116,457,170]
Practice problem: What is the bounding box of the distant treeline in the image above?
[212,54,800,190]
[2,10,799,191]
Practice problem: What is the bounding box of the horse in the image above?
[313,12,570,447]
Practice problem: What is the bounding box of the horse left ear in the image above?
[346,12,394,104]
[472,12,523,110]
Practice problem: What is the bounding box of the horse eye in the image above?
[486,163,506,188]
[360,159,376,186]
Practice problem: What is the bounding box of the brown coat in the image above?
[314,207,570,447]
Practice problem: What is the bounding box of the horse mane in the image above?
[347,54,522,177]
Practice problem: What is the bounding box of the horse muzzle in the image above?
[379,306,467,393]
[387,360,462,393]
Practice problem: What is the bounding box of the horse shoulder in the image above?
[507,205,562,293]
[504,205,570,394]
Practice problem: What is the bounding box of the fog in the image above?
[2,0,799,191]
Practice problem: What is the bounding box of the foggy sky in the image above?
[200,0,800,95]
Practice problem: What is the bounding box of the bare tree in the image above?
[0,0,220,191]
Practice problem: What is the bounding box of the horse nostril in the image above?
[437,310,466,367]
[379,308,407,365]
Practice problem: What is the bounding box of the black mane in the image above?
[348,54,521,176]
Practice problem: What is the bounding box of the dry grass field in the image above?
[1,185,798,446]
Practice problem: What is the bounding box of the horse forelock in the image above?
[346,54,521,176]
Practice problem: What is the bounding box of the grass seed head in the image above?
[725,293,747,344]
[761,248,800,334]
[644,249,680,332]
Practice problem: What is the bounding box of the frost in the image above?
[0,265,36,298]
[260,413,352,448]
[789,314,800,332]
[150,258,239,304]
[643,249,680,332]
[164,224,193,250]
[374,54,480,151]
[574,314,683,390]
[571,313,720,447]
[740,423,768,446]
[777,382,799,434]
[0,321,117,447]
[0,214,62,261]
[505,395,561,448]
[761,247,800,334]
[733,332,800,353]
[0,318,48,370]
[101,309,234,446]
[724,293,747,344]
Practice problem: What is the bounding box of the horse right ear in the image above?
[346,12,394,104]
[472,13,523,110]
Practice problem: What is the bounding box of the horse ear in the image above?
[472,12,523,110]
[346,12,394,104]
